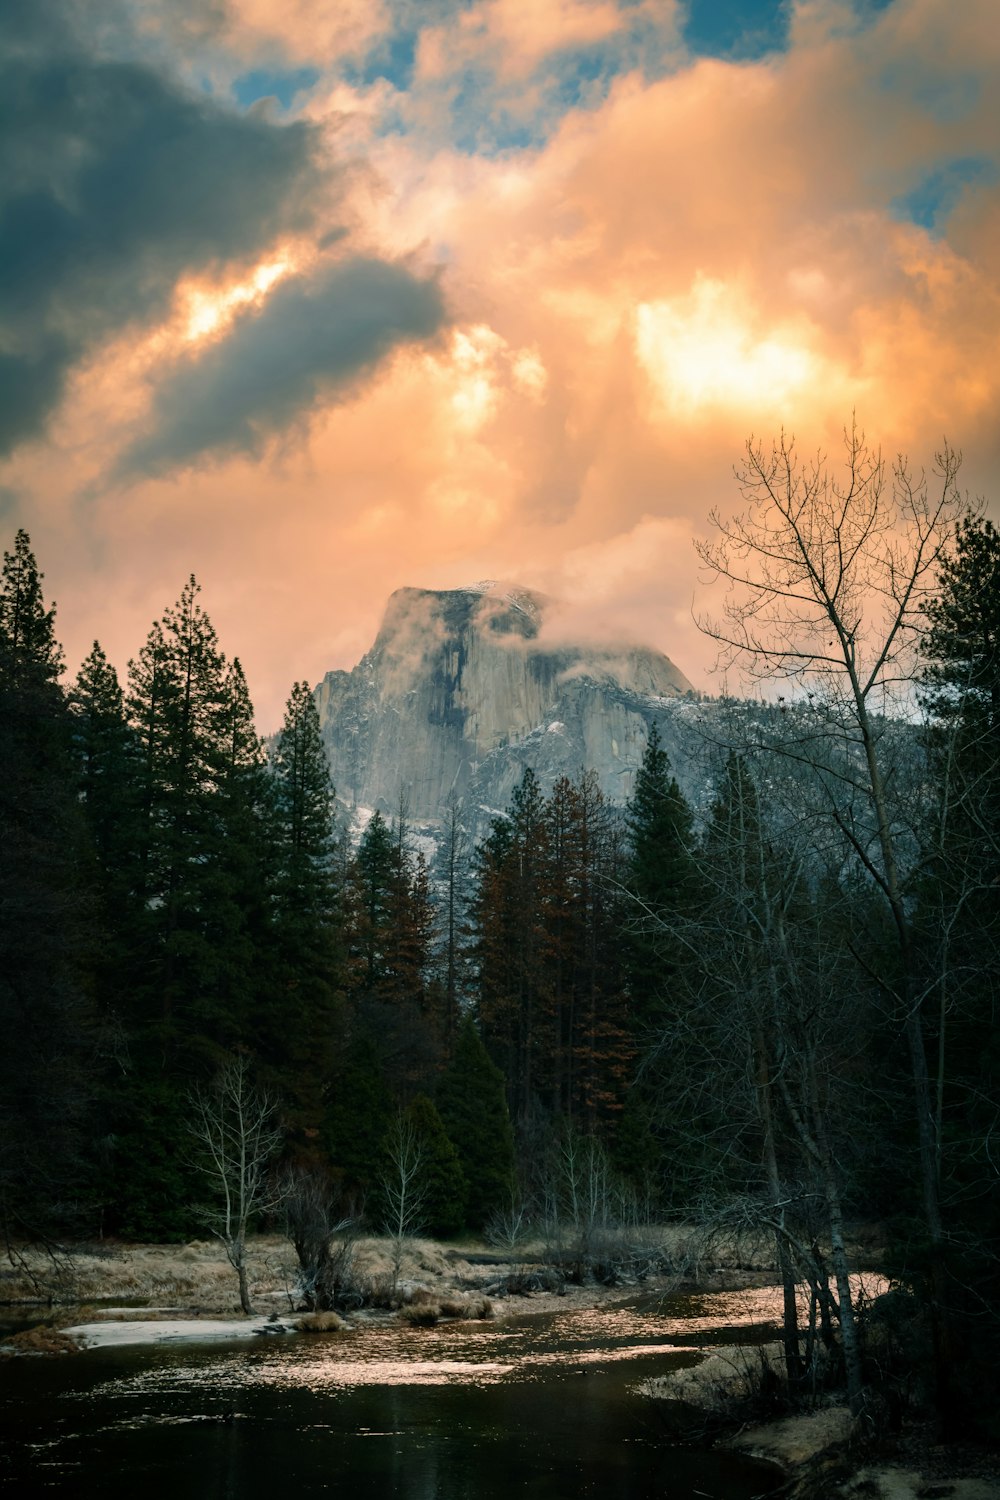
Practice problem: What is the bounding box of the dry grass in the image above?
[399,1289,495,1325]
[639,1341,787,1411]
[399,1298,441,1326]
[296,1310,348,1333]
[0,1326,80,1358]
[0,1236,296,1312]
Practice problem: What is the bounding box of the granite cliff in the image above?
[314,583,702,835]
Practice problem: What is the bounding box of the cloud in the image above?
[116,257,447,475]
[407,0,680,152]
[0,0,324,454]
[5,0,1000,734]
[418,0,628,83]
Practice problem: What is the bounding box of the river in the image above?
[0,1290,787,1497]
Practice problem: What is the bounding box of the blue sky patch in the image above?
[233,67,319,111]
[681,0,789,60]
[353,28,418,92]
[892,155,997,233]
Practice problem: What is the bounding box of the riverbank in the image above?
[640,1343,1000,1500]
[2,1218,865,1320]
[4,1232,996,1499]
[0,1230,688,1350]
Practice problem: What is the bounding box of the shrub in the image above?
[297,1310,348,1333]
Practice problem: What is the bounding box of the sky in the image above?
[3,0,999,729]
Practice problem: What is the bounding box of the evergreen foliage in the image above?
[344,809,437,1094]
[324,1035,394,1204]
[917,515,1000,1433]
[436,1016,515,1228]
[624,721,698,1035]
[405,1093,468,1238]
[123,576,237,1045]
[471,768,551,1124]
[265,680,342,1139]
[71,642,133,881]
[0,532,97,1237]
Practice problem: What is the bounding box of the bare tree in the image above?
[188,1057,284,1315]
[644,750,874,1412]
[438,794,470,1054]
[279,1163,358,1311]
[695,421,972,1412]
[379,1111,426,1295]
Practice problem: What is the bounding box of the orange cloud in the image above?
[417,0,636,82]
[6,0,1000,730]
[221,0,390,68]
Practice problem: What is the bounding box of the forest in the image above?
[1,432,998,1438]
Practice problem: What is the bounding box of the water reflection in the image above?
[1,1290,790,1498]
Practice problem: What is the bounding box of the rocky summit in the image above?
[314,583,704,837]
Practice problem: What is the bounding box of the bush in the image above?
[297,1310,348,1333]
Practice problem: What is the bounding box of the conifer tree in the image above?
[551,772,632,1128]
[110,580,267,1235]
[436,1016,515,1228]
[201,658,271,1044]
[347,810,395,1001]
[344,810,437,1094]
[0,529,64,689]
[324,1035,394,1205]
[436,797,470,1055]
[71,642,134,878]
[471,768,551,1125]
[921,515,1000,923]
[0,531,96,1236]
[624,722,697,1035]
[124,576,232,1039]
[405,1094,468,1237]
[266,679,342,1137]
[917,517,1000,1429]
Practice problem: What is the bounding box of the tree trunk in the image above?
[237,1256,253,1315]
[756,1019,801,1389]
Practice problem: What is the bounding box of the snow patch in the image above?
[65,1318,300,1350]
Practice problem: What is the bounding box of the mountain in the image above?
[314,583,706,837]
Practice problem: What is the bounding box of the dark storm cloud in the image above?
[0,0,324,455]
[117,257,448,476]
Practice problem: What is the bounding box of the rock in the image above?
[314,583,702,840]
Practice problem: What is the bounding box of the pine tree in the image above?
[110,580,266,1236]
[324,1035,394,1204]
[265,679,342,1139]
[471,768,551,1125]
[436,798,470,1056]
[405,1094,468,1237]
[71,641,133,878]
[550,772,632,1128]
[917,516,1000,1432]
[920,518,1000,1198]
[124,576,232,1040]
[0,531,96,1237]
[344,810,437,1095]
[625,722,697,1035]
[0,529,64,689]
[199,657,271,1044]
[922,515,1000,908]
[347,810,395,1001]
[613,725,699,1200]
[436,1016,514,1229]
